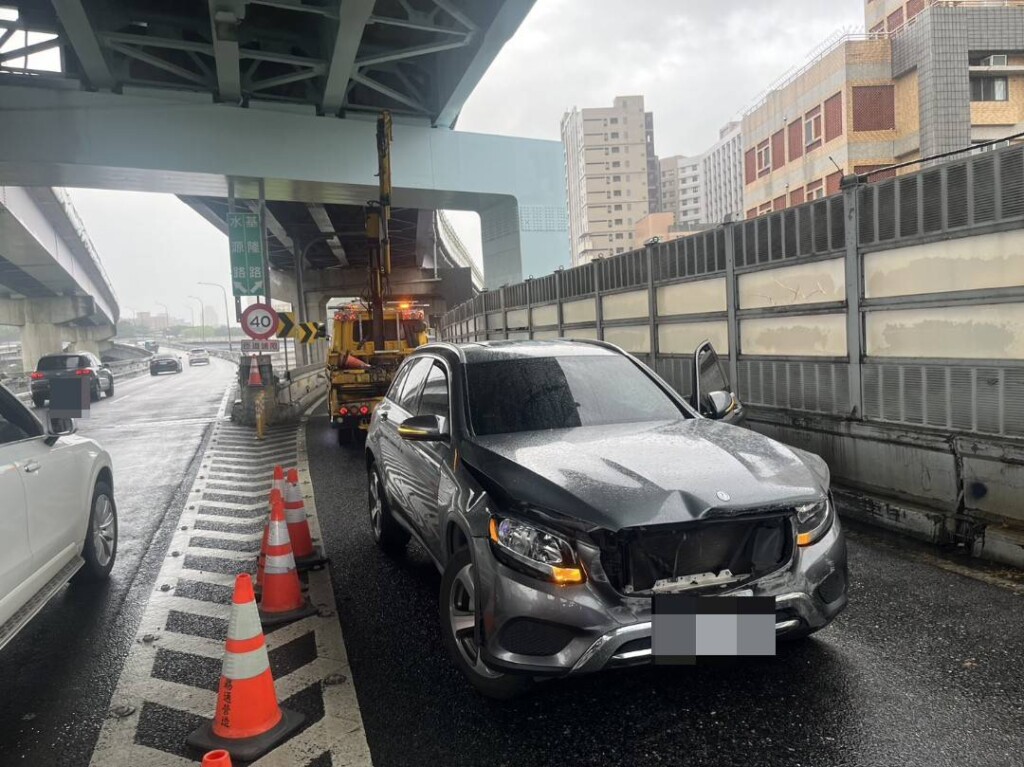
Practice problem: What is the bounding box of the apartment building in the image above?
[701,121,745,224]
[561,95,657,266]
[660,154,705,228]
[741,0,1024,216]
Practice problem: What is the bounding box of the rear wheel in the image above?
[368,463,410,554]
[440,549,534,700]
[90,382,100,402]
[106,376,115,397]
[32,394,45,408]
[74,480,117,582]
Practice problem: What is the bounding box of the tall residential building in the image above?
[741,1,1024,216]
[701,121,745,224]
[561,95,657,266]
[660,155,705,228]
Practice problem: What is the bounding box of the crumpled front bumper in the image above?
[474,516,848,677]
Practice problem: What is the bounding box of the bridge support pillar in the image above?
[0,296,112,370]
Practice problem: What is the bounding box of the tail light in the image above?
[339,407,350,416]
[30,371,44,380]
[359,406,370,415]
[75,368,93,376]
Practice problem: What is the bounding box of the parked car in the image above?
[30,352,115,408]
[187,348,210,366]
[0,383,117,652]
[365,339,848,698]
[150,354,183,375]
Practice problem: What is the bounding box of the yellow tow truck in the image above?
[326,301,428,444]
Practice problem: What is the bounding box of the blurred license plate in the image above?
[651,595,775,661]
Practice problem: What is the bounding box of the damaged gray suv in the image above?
[365,340,848,698]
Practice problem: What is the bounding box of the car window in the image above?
[466,354,685,436]
[0,388,43,444]
[395,358,433,412]
[415,363,449,420]
[386,362,412,402]
[37,355,87,371]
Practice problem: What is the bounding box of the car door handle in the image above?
[23,460,40,474]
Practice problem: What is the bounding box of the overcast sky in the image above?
[67,0,865,320]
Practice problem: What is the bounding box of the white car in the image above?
[188,348,210,366]
[0,383,117,652]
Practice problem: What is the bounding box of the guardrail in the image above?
[12,355,154,404]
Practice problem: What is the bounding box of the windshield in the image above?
[37,355,88,371]
[465,354,685,436]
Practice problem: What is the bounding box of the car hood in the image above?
[462,419,827,532]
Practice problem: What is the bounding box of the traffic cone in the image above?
[254,488,282,598]
[271,464,285,499]
[258,494,317,627]
[247,355,263,387]
[284,468,327,570]
[186,574,303,761]
[201,750,232,767]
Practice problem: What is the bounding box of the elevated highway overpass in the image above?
[0,0,569,298]
[0,185,119,369]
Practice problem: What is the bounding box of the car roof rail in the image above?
[421,341,466,362]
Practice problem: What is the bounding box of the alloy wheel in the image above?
[92,494,115,567]
[369,472,383,538]
[448,563,502,679]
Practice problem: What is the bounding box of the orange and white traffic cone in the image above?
[258,494,317,627]
[271,465,285,499]
[186,574,303,761]
[284,468,327,570]
[254,488,282,598]
[247,355,263,387]
[201,749,232,767]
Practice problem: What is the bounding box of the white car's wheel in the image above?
[75,480,117,582]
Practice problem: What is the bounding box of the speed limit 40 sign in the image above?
[241,302,278,341]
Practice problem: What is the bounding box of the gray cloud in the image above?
[457,0,865,157]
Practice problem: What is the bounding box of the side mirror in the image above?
[706,390,735,420]
[398,414,448,442]
[45,416,77,444]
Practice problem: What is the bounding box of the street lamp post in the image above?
[187,296,205,344]
[198,282,233,351]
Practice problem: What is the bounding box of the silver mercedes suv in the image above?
[364,340,848,698]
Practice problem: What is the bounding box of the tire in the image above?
[74,480,117,582]
[150,370,157,376]
[106,377,115,398]
[32,394,45,408]
[90,382,100,402]
[367,463,410,554]
[439,549,534,700]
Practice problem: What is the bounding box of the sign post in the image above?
[228,212,265,297]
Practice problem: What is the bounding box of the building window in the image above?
[852,85,896,130]
[610,117,618,124]
[756,141,771,176]
[610,132,619,139]
[611,147,620,154]
[971,77,1008,102]
[612,175,621,182]
[804,107,822,147]
[615,233,623,240]
[612,161,621,168]
[613,190,621,197]
[614,218,623,225]
[614,204,622,210]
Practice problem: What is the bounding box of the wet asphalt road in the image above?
[306,414,1024,767]
[0,351,234,766]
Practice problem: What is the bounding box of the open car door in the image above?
[691,340,746,426]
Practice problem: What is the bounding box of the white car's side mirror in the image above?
[46,416,77,441]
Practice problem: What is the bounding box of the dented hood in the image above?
[462,419,827,532]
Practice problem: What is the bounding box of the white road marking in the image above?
[89,386,372,767]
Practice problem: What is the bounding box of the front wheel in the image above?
[74,480,117,582]
[439,549,534,700]
[106,377,115,397]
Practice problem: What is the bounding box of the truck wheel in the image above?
[32,395,45,408]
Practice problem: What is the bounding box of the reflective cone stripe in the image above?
[211,574,283,740]
[259,498,305,614]
[284,469,315,559]
[255,489,281,593]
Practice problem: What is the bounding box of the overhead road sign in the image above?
[242,302,277,340]
[228,212,265,297]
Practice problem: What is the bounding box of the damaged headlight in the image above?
[488,516,585,585]
[795,497,834,546]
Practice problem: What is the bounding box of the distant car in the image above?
[0,382,117,652]
[188,348,210,366]
[150,354,183,375]
[30,353,115,408]
[143,340,160,352]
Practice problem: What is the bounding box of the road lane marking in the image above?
[89,392,371,767]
